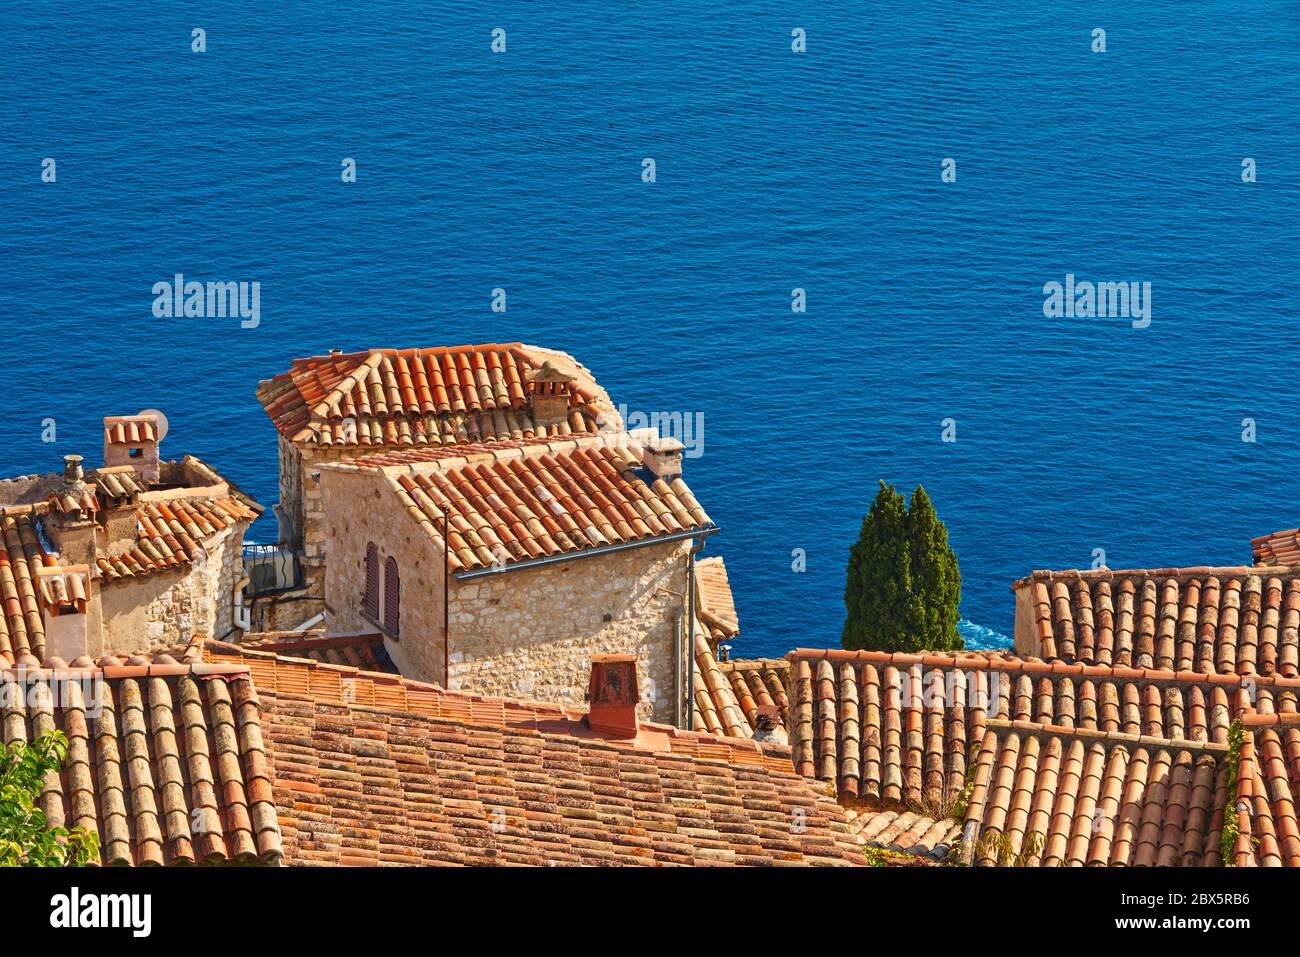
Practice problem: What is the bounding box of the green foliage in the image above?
[975,829,1044,867]
[842,481,963,652]
[0,731,98,867]
[1220,720,1247,866]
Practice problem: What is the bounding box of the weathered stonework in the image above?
[320,467,444,681]
[97,521,250,653]
[448,540,692,724]
[319,466,694,725]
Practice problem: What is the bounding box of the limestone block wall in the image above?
[276,435,305,546]
[297,445,372,568]
[319,468,444,681]
[447,539,692,724]
[98,522,249,653]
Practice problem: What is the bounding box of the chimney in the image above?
[37,565,94,661]
[94,466,145,556]
[63,454,84,485]
[642,435,683,482]
[103,413,162,485]
[525,361,576,427]
[44,455,98,566]
[586,654,640,738]
[752,704,788,746]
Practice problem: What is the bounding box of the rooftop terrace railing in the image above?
[243,543,303,596]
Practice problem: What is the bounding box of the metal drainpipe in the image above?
[672,609,683,728]
[686,538,701,732]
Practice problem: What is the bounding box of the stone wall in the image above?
[318,464,694,722]
[98,522,249,652]
[276,434,304,546]
[447,540,692,724]
[297,445,369,569]
[319,467,444,681]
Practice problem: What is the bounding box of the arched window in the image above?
[384,556,401,637]
[363,544,380,621]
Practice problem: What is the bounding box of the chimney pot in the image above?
[63,454,85,484]
[586,654,640,738]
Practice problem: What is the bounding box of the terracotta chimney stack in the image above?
[103,413,163,485]
[37,565,95,661]
[586,654,640,738]
[525,360,576,427]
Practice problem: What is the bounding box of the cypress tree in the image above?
[842,481,911,651]
[904,485,963,650]
[842,481,963,652]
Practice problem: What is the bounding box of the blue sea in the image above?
[3,2,1298,658]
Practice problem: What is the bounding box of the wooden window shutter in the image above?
[364,544,380,620]
[384,556,400,637]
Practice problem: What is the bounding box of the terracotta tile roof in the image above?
[0,654,282,865]
[782,647,1299,809]
[17,639,864,867]
[92,466,147,503]
[263,687,864,866]
[103,416,158,446]
[95,495,259,582]
[225,631,396,673]
[0,509,49,661]
[725,658,791,719]
[1015,566,1300,676]
[694,650,791,740]
[256,343,616,448]
[959,719,1229,867]
[844,807,960,861]
[1236,709,1300,866]
[1253,529,1300,566]
[695,555,739,643]
[693,630,749,738]
[333,434,712,574]
[193,639,865,865]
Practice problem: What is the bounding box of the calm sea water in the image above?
[3,2,1298,656]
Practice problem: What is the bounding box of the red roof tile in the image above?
[103,415,158,446]
[225,631,396,673]
[695,555,739,643]
[15,640,866,867]
[783,647,1297,810]
[95,495,259,582]
[0,656,281,865]
[845,807,960,862]
[256,343,616,448]
[0,509,50,662]
[959,719,1228,867]
[1015,566,1300,676]
[1253,529,1300,566]
[196,640,864,865]
[333,434,712,574]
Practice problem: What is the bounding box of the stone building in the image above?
[253,343,619,627]
[315,430,716,723]
[0,413,261,663]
